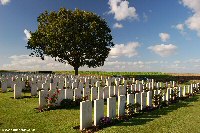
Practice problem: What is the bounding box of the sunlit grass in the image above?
[0,91,80,133]
[1,88,200,133]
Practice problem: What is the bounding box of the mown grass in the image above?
[1,89,200,133]
[99,95,200,133]
[0,91,80,133]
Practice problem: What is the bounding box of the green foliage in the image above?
[46,90,59,107]
[99,116,112,128]
[143,87,150,92]
[153,93,163,107]
[170,88,179,102]
[127,88,133,94]
[125,103,140,116]
[26,8,114,75]
[111,81,116,86]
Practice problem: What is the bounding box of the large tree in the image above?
[26,8,114,75]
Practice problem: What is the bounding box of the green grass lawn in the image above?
[0,91,80,133]
[1,90,200,133]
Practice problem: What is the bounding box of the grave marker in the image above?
[80,100,92,130]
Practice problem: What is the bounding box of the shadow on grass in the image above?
[10,96,39,99]
[48,105,80,110]
[116,94,199,127]
[0,90,13,93]
[34,105,80,113]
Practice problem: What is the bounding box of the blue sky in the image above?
[0,0,200,73]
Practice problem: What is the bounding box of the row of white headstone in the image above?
[1,73,181,93]
[79,83,200,130]
[38,81,197,109]
[37,82,162,109]
[0,75,192,108]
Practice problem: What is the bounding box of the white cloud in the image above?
[113,22,123,29]
[187,58,200,63]
[180,0,200,13]
[180,0,200,36]
[109,42,140,57]
[1,55,71,71]
[175,23,186,35]
[0,0,10,5]
[148,44,177,57]
[108,0,138,21]
[103,60,145,71]
[185,14,200,36]
[145,61,159,64]
[176,23,184,31]
[174,60,181,64]
[159,33,170,42]
[3,55,200,73]
[24,29,31,41]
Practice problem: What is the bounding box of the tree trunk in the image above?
[74,67,79,76]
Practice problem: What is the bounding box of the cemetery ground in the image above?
[1,88,200,133]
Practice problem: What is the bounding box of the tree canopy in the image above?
[26,8,114,75]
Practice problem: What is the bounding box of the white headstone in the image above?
[78,82,84,90]
[190,85,194,94]
[31,83,38,96]
[107,97,116,118]
[65,89,73,100]
[106,79,111,86]
[109,86,114,97]
[58,83,64,89]
[39,90,47,108]
[141,92,147,110]
[56,89,65,106]
[95,81,100,88]
[80,100,92,130]
[114,86,118,96]
[147,91,153,107]
[178,87,182,97]
[94,99,104,126]
[14,84,22,99]
[135,93,141,112]
[1,81,7,93]
[166,88,171,101]
[103,86,109,99]
[50,83,56,90]
[98,87,103,99]
[74,88,82,101]
[183,86,186,96]
[91,87,98,101]
[118,85,126,96]
[118,95,126,116]
[83,87,90,100]
[127,94,134,105]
